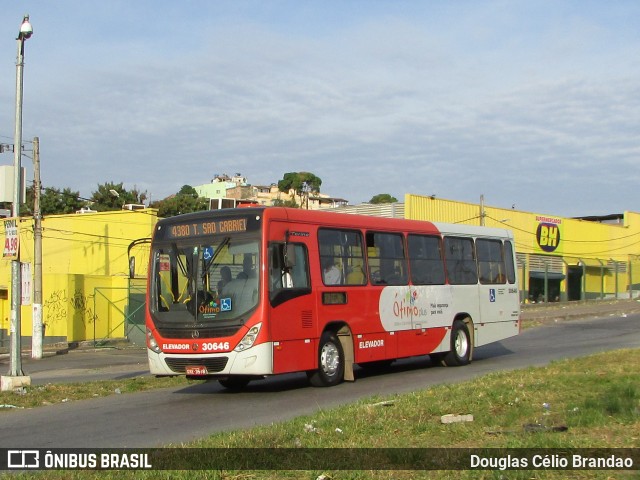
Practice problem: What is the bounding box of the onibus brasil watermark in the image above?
[1,448,637,471]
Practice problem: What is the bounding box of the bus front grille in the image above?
[165,357,229,374]
[157,326,241,339]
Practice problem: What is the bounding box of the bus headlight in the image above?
[234,323,262,352]
[147,328,161,354]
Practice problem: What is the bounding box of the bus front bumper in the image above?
[147,342,274,377]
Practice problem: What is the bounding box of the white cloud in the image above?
[0,1,638,216]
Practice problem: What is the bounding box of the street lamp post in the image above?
[6,15,33,383]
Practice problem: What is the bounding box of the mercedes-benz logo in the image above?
[191,329,200,339]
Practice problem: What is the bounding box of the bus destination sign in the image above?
[159,215,260,240]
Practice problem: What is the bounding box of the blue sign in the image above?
[221,297,232,312]
[489,289,496,303]
[202,246,214,261]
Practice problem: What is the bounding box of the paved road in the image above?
[4,299,638,386]
[1,311,638,448]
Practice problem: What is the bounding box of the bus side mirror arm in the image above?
[129,257,136,279]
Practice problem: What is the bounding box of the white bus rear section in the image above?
[472,319,520,347]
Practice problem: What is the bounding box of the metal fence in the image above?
[91,279,146,346]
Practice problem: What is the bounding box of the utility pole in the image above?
[479,194,486,226]
[32,136,42,359]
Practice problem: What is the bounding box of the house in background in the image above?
[194,173,349,210]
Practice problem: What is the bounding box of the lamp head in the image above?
[19,15,33,39]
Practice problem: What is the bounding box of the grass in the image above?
[1,348,638,480]
[0,374,193,410]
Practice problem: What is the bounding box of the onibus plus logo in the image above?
[536,217,561,253]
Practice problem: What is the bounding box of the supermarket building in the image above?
[340,193,640,303]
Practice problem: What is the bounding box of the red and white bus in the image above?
[145,207,520,389]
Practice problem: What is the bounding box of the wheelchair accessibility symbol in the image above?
[221,297,232,311]
[489,289,496,302]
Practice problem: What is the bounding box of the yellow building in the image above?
[404,194,640,302]
[334,194,640,302]
[1,209,157,347]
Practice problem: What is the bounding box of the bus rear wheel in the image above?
[442,319,472,367]
[307,331,345,387]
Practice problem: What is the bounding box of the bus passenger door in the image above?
[267,240,316,374]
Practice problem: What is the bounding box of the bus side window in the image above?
[318,228,365,286]
[408,234,445,285]
[477,239,506,284]
[269,244,288,290]
[366,232,408,285]
[504,240,517,284]
[269,243,310,291]
[444,236,478,285]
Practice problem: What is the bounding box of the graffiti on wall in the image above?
[43,289,97,330]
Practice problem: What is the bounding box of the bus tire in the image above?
[218,376,251,391]
[307,330,345,387]
[442,320,471,367]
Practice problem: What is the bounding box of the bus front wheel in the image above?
[442,320,472,367]
[307,331,345,387]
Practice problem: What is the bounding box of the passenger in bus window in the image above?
[217,266,232,292]
[322,257,341,285]
[237,254,256,279]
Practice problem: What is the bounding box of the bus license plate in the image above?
[186,366,208,376]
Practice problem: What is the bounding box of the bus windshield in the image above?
[151,237,260,325]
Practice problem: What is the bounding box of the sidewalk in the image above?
[1,299,639,386]
[520,298,640,324]
[0,342,148,386]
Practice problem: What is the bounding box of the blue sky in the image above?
[1,1,639,216]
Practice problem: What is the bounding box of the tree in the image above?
[21,185,85,215]
[149,185,209,218]
[277,172,322,208]
[178,185,198,197]
[90,182,148,212]
[272,198,299,208]
[16,182,148,216]
[369,193,398,204]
